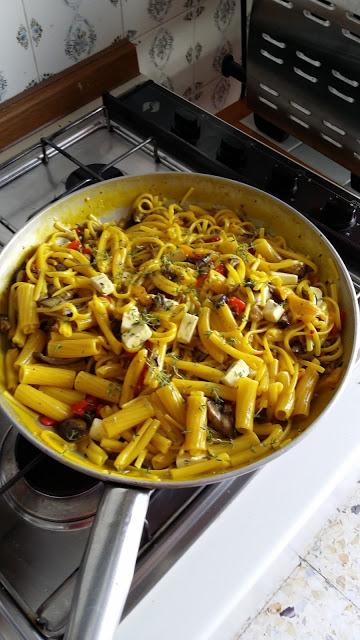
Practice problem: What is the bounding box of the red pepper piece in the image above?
[196,274,208,288]
[39,415,56,426]
[215,264,226,276]
[71,398,90,416]
[228,296,246,314]
[81,245,92,254]
[67,239,81,250]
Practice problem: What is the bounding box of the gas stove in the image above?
[0,78,359,640]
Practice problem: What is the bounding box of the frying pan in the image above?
[0,173,358,639]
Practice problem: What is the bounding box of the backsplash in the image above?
[0,0,243,114]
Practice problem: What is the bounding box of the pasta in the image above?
[1,189,345,481]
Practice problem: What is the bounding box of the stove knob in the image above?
[217,136,247,170]
[268,164,299,200]
[172,108,201,143]
[322,197,358,230]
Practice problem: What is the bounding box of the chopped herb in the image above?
[139,310,160,328]
[211,389,224,406]
[236,242,249,261]
[243,278,255,289]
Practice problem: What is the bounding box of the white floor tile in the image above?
[239,561,360,640]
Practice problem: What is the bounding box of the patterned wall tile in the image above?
[121,0,186,44]
[191,75,240,114]
[0,0,39,102]
[136,12,194,98]
[193,0,241,87]
[21,0,123,78]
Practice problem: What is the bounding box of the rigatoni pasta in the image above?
[1,188,344,480]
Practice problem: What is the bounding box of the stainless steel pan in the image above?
[0,173,358,639]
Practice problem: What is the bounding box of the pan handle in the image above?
[64,484,150,640]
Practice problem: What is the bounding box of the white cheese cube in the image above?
[121,303,152,350]
[177,312,199,344]
[254,285,270,307]
[121,304,141,331]
[270,271,298,285]
[122,324,152,351]
[90,273,115,295]
[310,286,323,302]
[263,299,285,322]
[222,360,250,387]
[89,418,105,441]
[152,295,179,311]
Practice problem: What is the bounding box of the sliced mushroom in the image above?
[278,312,290,328]
[290,339,304,354]
[34,352,83,366]
[56,418,88,442]
[0,315,11,333]
[284,261,307,278]
[40,291,74,307]
[207,400,235,438]
[212,294,228,309]
[268,285,283,304]
[249,305,263,322]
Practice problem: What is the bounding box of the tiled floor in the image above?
[236,476,360,639]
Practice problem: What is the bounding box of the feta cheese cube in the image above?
[222,360,250,387]
[90,273,115,295]
[89,418,105,441]
[263,299,285,323]
[270,271,298,285]
[254,285,270,307]
[121,304,141,331]
[121,304,152,351]
[177,312,199,344]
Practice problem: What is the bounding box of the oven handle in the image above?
[64,485,150,640]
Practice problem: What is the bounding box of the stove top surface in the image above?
[0,79,359,639]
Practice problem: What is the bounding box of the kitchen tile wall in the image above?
[0,0,247,114]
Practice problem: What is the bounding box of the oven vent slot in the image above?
[320,133,343,147]
[259,96,278,109]
[342,29,360,44]
[303,9,330,26]
[309,0,335,8]
[272,0,293,7]
[346,12,360,24]
[294,67,318,83]
[260,83,279,96]
[289,114,309,128]
[331,69,359,87]
[322,120,346,135]
[289,100,311,115]
[260,49,284,64]
[296,50,321,67]
[262,33,286,48]
[328,85,355,103]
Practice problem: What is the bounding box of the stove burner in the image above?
[15,435,98,498]
[65,162,123,191]
[0,429,103,530]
